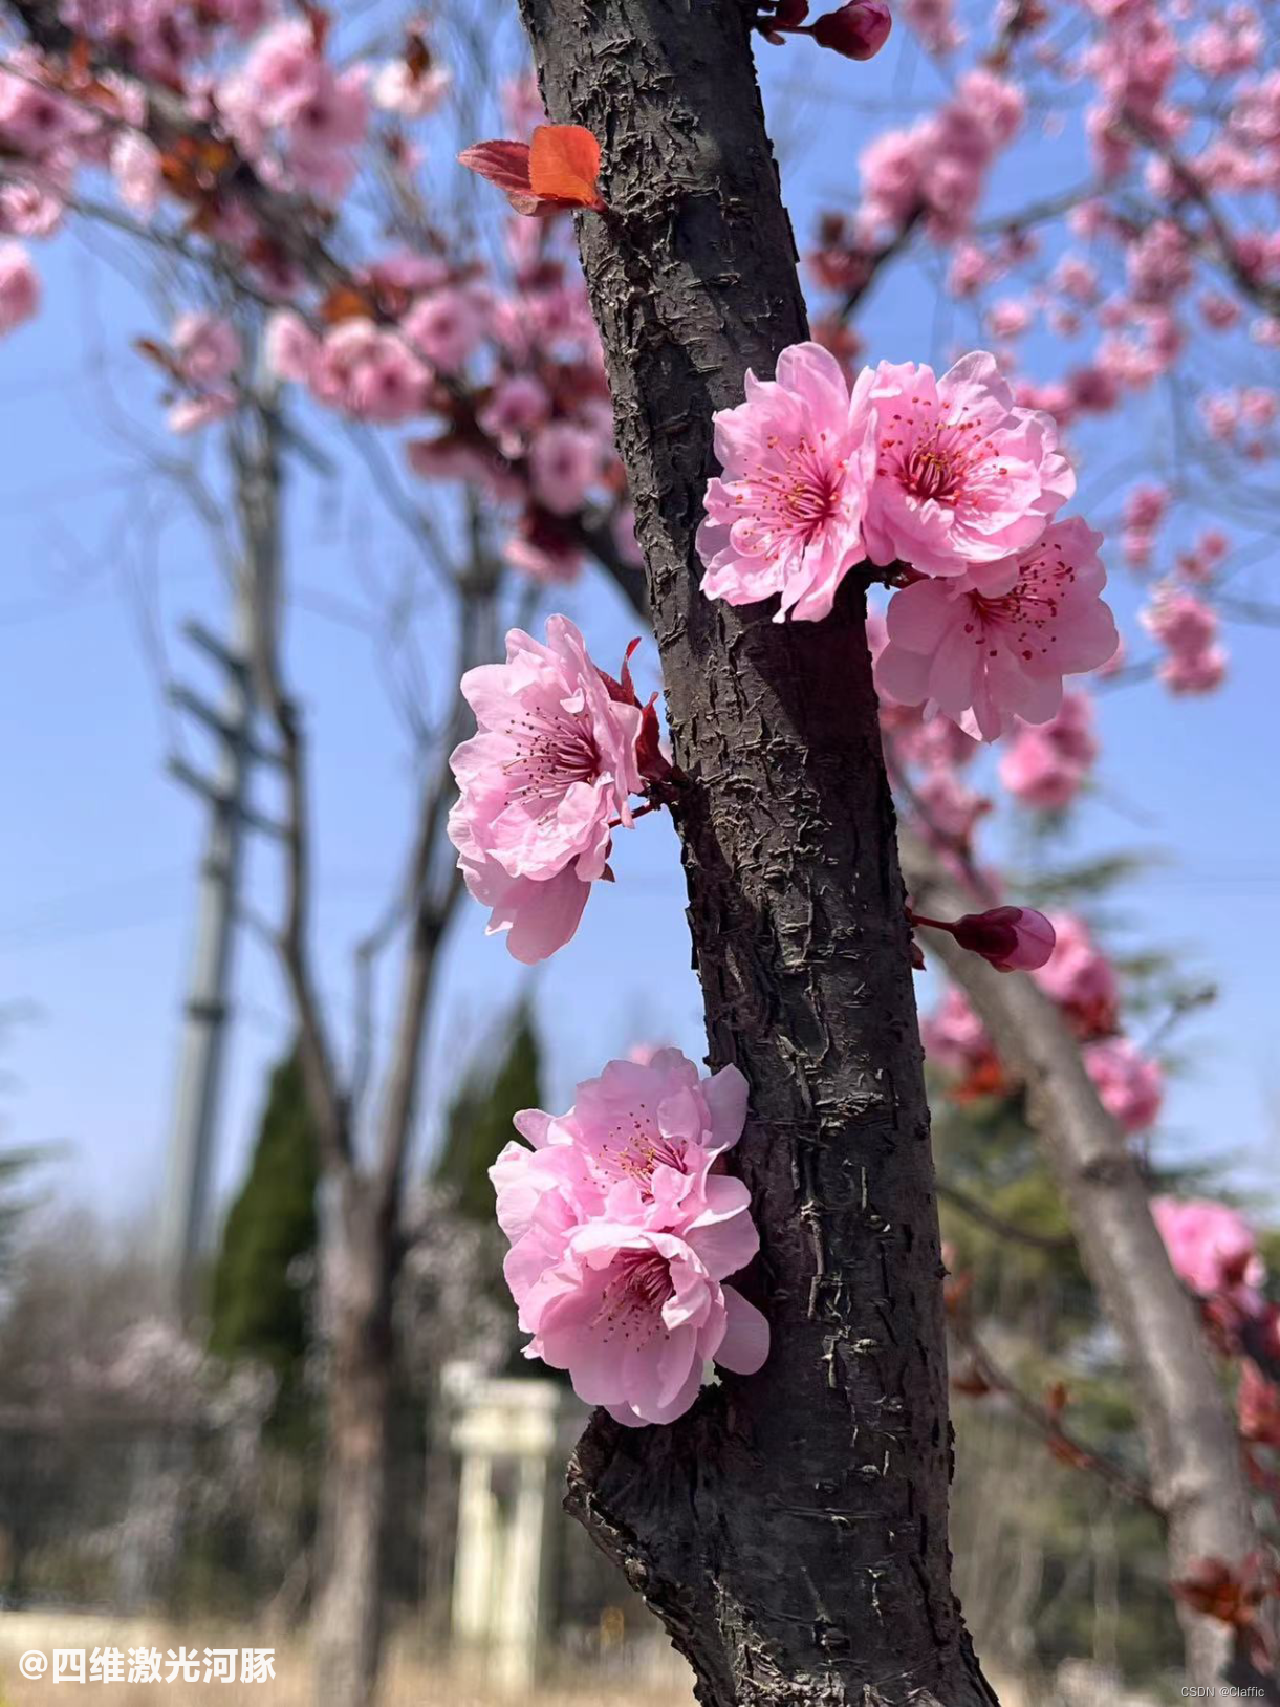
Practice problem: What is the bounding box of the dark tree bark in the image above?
[516,5,995,1703]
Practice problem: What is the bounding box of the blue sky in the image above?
[1,16,1277,1246]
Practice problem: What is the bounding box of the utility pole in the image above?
[158,387,284,1323]
[158,596,256,1323]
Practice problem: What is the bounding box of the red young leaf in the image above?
[459,127,605,216]
[528,124,605,210]
[457,139,536,212]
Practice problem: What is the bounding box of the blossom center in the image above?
[965,546,1077,659]
[878,404,1000,511]
[504,713,601,812]
[901,443,962,503]
[747,434,846,547]
[594,1250,674,1341]
[597,1110,688,1193]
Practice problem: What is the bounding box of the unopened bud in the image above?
[813,0,893,60]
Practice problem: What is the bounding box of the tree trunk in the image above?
[312,1177,396,1707]
[518,5,994,1702]
[905,835,1277,1701]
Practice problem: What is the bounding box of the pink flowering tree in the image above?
[2,0,1278,1701]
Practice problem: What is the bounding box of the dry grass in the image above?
[0,1612,694,1706]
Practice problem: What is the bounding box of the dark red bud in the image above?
[813,0,892,60]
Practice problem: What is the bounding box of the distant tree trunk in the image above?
[518,5,995,1703]
[311,1177,396,1707]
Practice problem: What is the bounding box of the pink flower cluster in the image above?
[165,312,242,434]
[858,70,1024,243]
[1033,912,1120,1040]
[1152,1197,1265,1318]
[875,519,1118,741]
[997,692,1099,811]
[219,20,370,203]
[490,1049,769,1425]
[266,310,431,426]
[698,344,1116,739]
[448,618,658,964]
[1082,1037,1164,1135]
[1141,587,1228,695]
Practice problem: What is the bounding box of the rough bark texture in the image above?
[906,836,1278,1701]
[517,5,994,1703]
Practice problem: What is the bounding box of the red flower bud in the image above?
[812,1,892,60]
[950,906,1056,973]
[911,905,1056,973]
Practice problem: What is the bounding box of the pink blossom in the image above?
[1032,912,1118,1034]
[986,298,1032,340]
[697,341,876,621]
[914,772,989,844]
[477,373,550,451]
[448,618,644,963]
[1159,645,1227,694]
[874,519,1118,740]
[0,67,88,158]
[862,353,1075,580]
[1084,1038,1163,1133]
[921,988,991,1075]
[998,691,1098,809]
[998,727,1083,810]
[858,129,924,234]
[1141,588,1228,695]
[0,168,64,237]
[528,421,600,516]
[1200,292,1242,331]
[264,309,319,384]
[110,131,162,214]
[957,70,1025,150]
[402,287,487,373]
[520,1222,768,1425]
[948,242,998,298]
[490,1049,767,1425]
[283,69,369,200]
[309,320,428,424]
[168,392,236,434]
[903,0,961,54]
[1068,365,1120,416]
[1052,255,1099,305]
[1151,1197,1265,1311]
[0,241,39,337]
[237,20,323,128]
[172,313,241,386]
[501,1050,750,1230]
[1123,481,1168,533]
[1188,14,1261,78]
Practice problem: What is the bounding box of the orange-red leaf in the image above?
[320,283,377,325]
[528,124,604,210]
[458,140,533,198]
